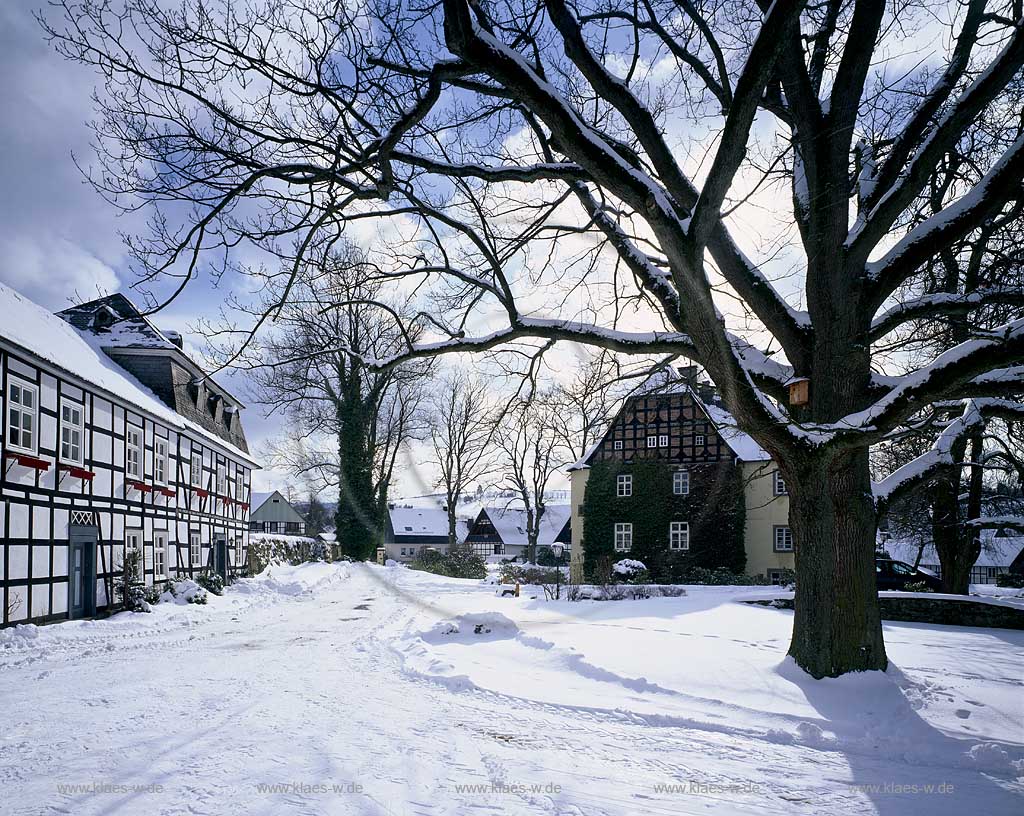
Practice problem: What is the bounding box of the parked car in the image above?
[876,559,943,591]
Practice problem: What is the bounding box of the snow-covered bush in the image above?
[410,545,487,579]
[902,580,935,593]
[115,549,151,612]
[612,559,649,584]
[681,567,771,586]
[159,578,208,605]
[248,534,330,573]
[195,572,225,596]
[498,563,561,586]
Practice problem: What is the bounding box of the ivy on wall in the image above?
[581,459,746,582]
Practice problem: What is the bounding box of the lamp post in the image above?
[551,543,564,600]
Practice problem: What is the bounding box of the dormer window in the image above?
[91,305,118,330]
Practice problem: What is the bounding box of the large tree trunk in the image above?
[787,448,887,678]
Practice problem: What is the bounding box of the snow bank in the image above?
[234,561,351,597]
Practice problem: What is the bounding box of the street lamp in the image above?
[551,543,564,600]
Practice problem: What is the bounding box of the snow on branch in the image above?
[870,288,1024,340]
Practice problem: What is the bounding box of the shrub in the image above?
[160,578,209,605]
[902,581,935,593]
[115,549,151,612]
[536,546,568,567]
[772,568,797,590]
[996,573,1024,589]
[612,559,649,584]
[196,572,225,596]
[409,545,487,580]
[680,567,770,586]
[499,563,561,585]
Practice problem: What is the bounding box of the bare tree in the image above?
[495,398,564,564]
[43,0,1024,676]
[544,351,625,465]
[246,244,428,559]
[427,371,497,547]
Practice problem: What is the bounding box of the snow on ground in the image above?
[1,562,1021,816]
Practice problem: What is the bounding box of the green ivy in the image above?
[582,458,746,583]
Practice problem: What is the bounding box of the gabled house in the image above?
[249,490,307,536]
[568,367,792,584]
[465,505,571,560]
[384,505,470,562]
[1,284,258,626]
[882,529,1024,585]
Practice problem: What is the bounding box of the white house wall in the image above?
[1,343,255,626]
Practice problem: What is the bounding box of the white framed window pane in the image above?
[646,436,657,447]
[127,427,142,478]
[670,521,689,550]
[8,381,39,452]
[659,434,668,447]
[673,471,690,495]
[695,435,705,446]
[617,474,632,497]
[614,522,632,551]
[191,453,202,485]
[613,440,623,450]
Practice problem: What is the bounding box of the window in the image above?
[60,400,84,464]
[658,434,669,447]
[694,434,705,447]
[125,530,142,579]
[577,504,585,516]
[494,544,504,555]
[617,473,633,497]
[987,567,999,579]
[669,521,689,550]
[154,532,168,577]
[613,440,623,450]
[646,435,657,448]
[126,426,142,479]
[773,470,788,496]
[191,451,203,486]
[673,470,690,495]
[190,532,201,566]
[614,522,633,551]
[217,464,227,495]
[767,568,786,586]
[234,537,244,566]
[154,438,168,485]
[774,526,793,552]
[6,379,38,453]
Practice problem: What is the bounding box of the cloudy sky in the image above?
[0,1,311,493]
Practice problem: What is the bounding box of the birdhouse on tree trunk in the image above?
[788,377,810,407]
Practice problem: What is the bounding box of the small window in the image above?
[217,464,227,495]
[190,532,201,566]
[154,532,168,578]
[613,440,623,450]
[767,568,785,586]
[190,451,203,486]
[646,435,657,448]
[614,522,633,551]
[658,434,669,447]
[7,379,39,453]
[126,426,142,479]
[617,474,633,497]
[234,537,244,565]
[694,434,705,447]
[60,400,85,464]
[405,526,413,532]
[669,521,689,550]
[773,471,788,496]
[154,438,168,485]
[125,530,143,579]
[673,470,690,495]
[774,526,793,552]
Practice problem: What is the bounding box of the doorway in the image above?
[69,526,98,619]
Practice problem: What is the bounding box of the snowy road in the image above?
[1,563,1021,816]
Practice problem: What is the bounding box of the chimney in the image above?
[678,365,699,384]
[164,330,184,349]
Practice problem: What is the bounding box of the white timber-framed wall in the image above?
[1,339,256,626]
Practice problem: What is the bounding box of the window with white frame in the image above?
[694,434,705,447]
[669,521,689,550]
[125,530,142,578]
[613,440,623,450]
[773,470,788,496]
[658,434,669,447]
[234,537,244,565]
[673,470,690,495]
[217,463,227,495]
[617,473,632,497]
[154,437,168,485]
[126,426,142,479]
[191,451,203,486]
[6,379,38,453]
[190,532,201,566]
[154,532,168,577]
[646,435,657,448]
[60,400,84,464]
[614,522,633,551]
[774,526,794,552]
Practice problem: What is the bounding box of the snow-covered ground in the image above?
[1,563,1021,815]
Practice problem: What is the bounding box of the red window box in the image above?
[4,451,51,471]
[159,487,175,497]
[60,464,96,481]
[191,487,209,498]
[127,480,154,493]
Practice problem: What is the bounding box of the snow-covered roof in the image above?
[484,504,571,548]
[696,400,772,462]
[883,531,1024,568]
[389,506,469,542]
[0,282,260,467]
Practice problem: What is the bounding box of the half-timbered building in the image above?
[465,505,571,561]
[1,283,259,626]
[568,367,793,584]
